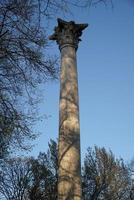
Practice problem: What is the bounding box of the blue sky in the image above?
[26,0,134,163]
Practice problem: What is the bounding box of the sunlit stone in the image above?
[50,18,88,200]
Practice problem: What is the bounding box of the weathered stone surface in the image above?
[50,19,88,200]
[49,18,88,50]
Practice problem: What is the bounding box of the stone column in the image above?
[50,18,88,200]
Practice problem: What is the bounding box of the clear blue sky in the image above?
[26,0,134,163]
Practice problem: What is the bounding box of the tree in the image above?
[28,139,58,200]
[82,146,132,200]
[0,158,32,200]
[128,158,134,200]
[0,0,60,158]
[0,139,58,200]
[1,141,133,200]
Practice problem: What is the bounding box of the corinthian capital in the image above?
[49,18,88,50]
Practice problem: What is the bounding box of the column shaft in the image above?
[49,18,88,200]
[58,45,82,200]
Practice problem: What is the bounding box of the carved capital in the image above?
[49,18,88,50]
